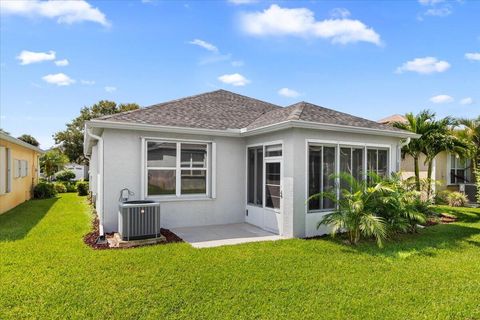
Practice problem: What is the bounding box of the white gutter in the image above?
[87,119,420,139]
[86,128,104,238]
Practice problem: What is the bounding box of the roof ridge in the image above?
[286,102,305,121]
[94,89,281,121]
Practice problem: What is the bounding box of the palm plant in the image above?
[311,173,389,247]
[393,110,436,191]
[423,118,467,198]
[456,116,480,172]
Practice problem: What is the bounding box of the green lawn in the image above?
[1,194,479,320]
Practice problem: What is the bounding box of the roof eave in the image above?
[0,133,45,154]
[243,120,421,139]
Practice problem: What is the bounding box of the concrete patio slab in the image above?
[170,223,283,248]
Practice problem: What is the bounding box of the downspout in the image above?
[86,128,105,240]
[397,137,411,172]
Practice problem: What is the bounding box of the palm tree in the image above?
[311,173,389,247]
[456,116,480,172]
[393,110,436,191]
[40,149,69,181]
[422,117,467,198]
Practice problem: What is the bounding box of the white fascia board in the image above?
[0,132,44,153]
[87,120,242,137]
[242,120,421,139]
[86,118,420,142]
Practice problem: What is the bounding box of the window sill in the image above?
[306,210,335,215]
[145,195,213,202]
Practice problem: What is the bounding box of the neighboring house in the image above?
[0,132,43,214]
[84,90,417,238]
[64,163,87,181]
[379,114,477,202]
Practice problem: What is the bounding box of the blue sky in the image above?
[1,0,479,148]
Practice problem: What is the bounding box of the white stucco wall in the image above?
[100,128,246,232]
[93,126,403,237]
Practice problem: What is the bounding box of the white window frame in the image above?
[305,139,391,214]
[0,147,12,194]
[142,138,215,200]
[447,153,472,185]
[245,140,284,209]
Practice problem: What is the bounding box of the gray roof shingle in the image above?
[247,101,406,132]
[96,89,280,130]
[94,90,406,133]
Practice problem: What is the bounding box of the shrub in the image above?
[76,181,89,196]
[54,182,67,193]
[447,192,468,207]
[56,170,76,182]
[33,182,57,199]
[62,181,77,192]
[312,173,427,247]
[435,190,451,205]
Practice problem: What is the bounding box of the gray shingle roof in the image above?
[94,90,406,133]
[96,90,280,130]
[247,101,406,132]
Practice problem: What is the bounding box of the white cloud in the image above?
[465,52,480,61]
[80,80,95,85]
[429,94,453,104]
[16,50,55,65]
[54,59,69,66]
[104,86,117,92]
[0,0,110,26]
[218,73,250,86]
[424,7,451,17]
[330,8,351,19]
[231,60,244,67]
[278,88,300,98]
[189,39,218,53]
[228,0,257,4]
[240,5,381,45]
[418,0,444,5]
[42,73,75,86]
[396,57,450,74]
[460,97,474,105]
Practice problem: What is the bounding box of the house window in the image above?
[308,143,390,212]
[308,145,336,211]
[146,141,209,197]
[265,144,282,157]
[340,147,364,191]
[367,148,388,178]
[450,155,471,184]
[0,147,12,194]
[247,147,263,206]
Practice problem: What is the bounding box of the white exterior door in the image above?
[263,159,282,233]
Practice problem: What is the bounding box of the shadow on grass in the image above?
[0,197,58,242]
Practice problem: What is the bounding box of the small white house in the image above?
[64,163,87,181]
[84,90,418,238]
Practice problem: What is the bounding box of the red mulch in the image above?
[83,214,183,250]
[83,215,109,250]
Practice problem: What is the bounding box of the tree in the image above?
[456,116,480,202]
[17,134,40,147]
[54,101,140,164]
[40,149,69,181]
[422,117,466,198]
[393,110,436,191]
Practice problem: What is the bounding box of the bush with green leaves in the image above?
[56,170,76,182]
[54,182,67,193]
[435,190,451,205]
[310,173,427,247]
[447,191,468,207]
[33,182,57,199]
[76,181,89,196]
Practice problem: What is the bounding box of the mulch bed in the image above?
[83,214,183,250]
